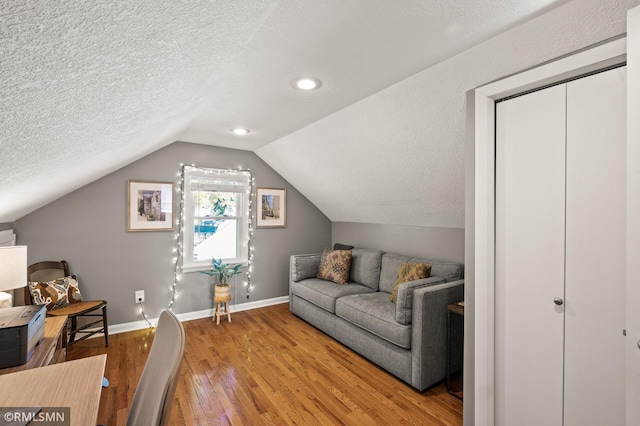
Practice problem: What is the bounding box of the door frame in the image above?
[627,7,640,424]
[473,37,626,426]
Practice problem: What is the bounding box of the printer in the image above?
[0,305,46,369]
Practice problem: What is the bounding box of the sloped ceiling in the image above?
[1,0,570,224]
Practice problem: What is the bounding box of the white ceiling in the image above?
[1,0,571,224]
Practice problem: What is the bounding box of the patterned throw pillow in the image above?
[390,262,431,303]
[28,275,84,311]
[317,248,353,284]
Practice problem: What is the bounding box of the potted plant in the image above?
[200,258,242,300]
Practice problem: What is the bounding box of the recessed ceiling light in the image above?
[294,77,321,90]
[231,127,250,136]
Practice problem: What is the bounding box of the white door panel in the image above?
[495,68,626,425]
[564,67,626,426]
[495,84,566,426]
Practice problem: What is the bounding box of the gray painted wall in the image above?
[332,222,464,264]
[0,223,13,232]
[14,141,331,325]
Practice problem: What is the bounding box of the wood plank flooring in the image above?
[68,303,463,425]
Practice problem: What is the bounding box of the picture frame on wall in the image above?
[127,180,174,231]
[256,187,286,228]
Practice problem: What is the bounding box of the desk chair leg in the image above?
[103,306,109,347]
[69,316,77,345]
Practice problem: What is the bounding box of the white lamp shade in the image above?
[0,246,27,291]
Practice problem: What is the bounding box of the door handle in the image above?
[553,297,564,306]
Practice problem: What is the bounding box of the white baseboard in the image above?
[106,296,289,335]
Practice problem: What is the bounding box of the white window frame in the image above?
[181,166,251,273]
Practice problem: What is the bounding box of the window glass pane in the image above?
[182,166,250,270]
[193,219,238,261]
[193,191,238,218]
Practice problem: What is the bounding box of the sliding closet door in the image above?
[495,85,566,426]
[564,67,626,426]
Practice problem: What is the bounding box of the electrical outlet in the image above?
[135,290,145,303]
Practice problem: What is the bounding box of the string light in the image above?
[138,164,255,326]
[167,164,187,312]
[139,300,154,328]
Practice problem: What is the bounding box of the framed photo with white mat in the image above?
[256,187,286,228]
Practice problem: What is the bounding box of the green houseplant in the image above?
[201,258,242,323]
[200,258,243,290]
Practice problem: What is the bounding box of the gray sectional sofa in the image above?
[289,248,464,391]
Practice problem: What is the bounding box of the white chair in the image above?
[127,310,185,426]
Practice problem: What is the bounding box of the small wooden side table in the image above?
[446,301,464,400]
[213,295,231,325]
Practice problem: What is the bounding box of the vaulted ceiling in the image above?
[1,0,572,224]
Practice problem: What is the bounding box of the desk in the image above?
[0,354,106,426]
[0,315,67,375]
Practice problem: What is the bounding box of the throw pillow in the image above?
[28,275,84,311]
[317,248,353,284]
[333,243,355,251]
[390,262,431,303]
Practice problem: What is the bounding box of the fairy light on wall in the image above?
[245,175,256,299]
[138,163,254,327]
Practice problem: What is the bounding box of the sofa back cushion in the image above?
[379,253,412,293]
[349,248,383,290]
[410,256,463,282]
[379,253,464,293]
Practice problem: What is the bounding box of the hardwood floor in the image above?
[68,303,463,425]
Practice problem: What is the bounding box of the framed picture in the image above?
[127,180,174,231]
[256,187,286,228]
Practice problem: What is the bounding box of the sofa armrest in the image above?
[290,253,322,283]
[394,276,447,324]
[410,279,464,391]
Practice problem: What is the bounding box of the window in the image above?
[181,166,251,272]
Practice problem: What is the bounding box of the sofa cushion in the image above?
[379,253,412,293]
[380,253,464,293]
[336,292,411,349]
[317,249,353,284]
[290,278,374,313]
[409,256,463,282]
[390,262,431,303]
[349,248,383,290]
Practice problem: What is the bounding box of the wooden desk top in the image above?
[0,354,106,426]
[0,315,67,375]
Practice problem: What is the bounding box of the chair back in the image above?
[25,261,70,305]
[127,310,185,426]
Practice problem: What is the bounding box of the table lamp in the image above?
[0,246,27,309]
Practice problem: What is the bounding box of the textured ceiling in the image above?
[1,0,571,223]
